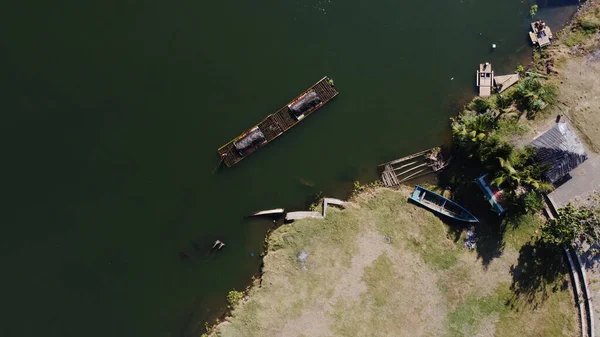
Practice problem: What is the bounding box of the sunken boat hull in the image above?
[217,77,338,167]
[409,185,479,223]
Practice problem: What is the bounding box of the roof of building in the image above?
[530,122,588,183]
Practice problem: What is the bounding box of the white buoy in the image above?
[492,44,497,49]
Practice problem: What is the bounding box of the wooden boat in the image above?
[249,208,285,217]
[409,186,479,223]
[217,77,339,167]
[475,174,506,216]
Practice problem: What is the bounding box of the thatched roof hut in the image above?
[530,122,588,184]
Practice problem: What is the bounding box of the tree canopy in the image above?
[542,196,600,248]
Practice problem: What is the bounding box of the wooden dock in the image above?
[285,211,323,221]
[476,63,493,97]
[529,21,553,47]
[494,73,520,93]
[378,148,450,187]
[217,77,339,167]
[285,197,348,222]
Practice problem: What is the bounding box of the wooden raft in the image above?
[529,21,553,47]
[217,77,338,167]
[378,148,450,187]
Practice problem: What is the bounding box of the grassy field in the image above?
[209,188,578,337]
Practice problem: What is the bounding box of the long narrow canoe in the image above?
[217,77,338,167]
[409,186,479,223]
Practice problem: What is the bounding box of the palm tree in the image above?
[492,156,520,188]
[491,155,553,193]
[515,75,557,117]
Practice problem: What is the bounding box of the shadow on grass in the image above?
[507,238,568,310]
[474,216,507,268]
[438,160,510,268]
[438,154,553,269]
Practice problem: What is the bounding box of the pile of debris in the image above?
[426,147,451,172]
[464,227,477,250]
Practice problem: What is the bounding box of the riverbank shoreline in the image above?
[204,2,600,336]
[207,187,579,336]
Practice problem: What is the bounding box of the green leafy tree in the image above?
[542,200,600,247]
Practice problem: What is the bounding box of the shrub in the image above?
[469,98,494,113]
[563,30,588,47]
[530,4,538,17]
[580,19,600,32]
[516,64,525,74]
[495,93,514,110]
[579,12,600,33]
[227,290,244,309]
[517,191,544,213]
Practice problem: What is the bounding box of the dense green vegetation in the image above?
[514,75,557,118]
[449,72,558,214]
[542,196,600,248]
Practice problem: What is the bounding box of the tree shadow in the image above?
[436,147,560,268]
[474,216,507,268]
[438,159,509,267]
[507,238,568,310]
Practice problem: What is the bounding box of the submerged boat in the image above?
[409,186,479,223]
[378,147,451,187]
[217,76,338,167]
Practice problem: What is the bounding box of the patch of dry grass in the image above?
[209,188,578,337]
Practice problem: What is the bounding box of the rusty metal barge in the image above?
[217,76,338,167]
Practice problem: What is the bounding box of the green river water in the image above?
[0,0,578,336]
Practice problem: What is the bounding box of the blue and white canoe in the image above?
[409,186,479,223]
